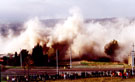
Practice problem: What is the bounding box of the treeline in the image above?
[2,44,50,66]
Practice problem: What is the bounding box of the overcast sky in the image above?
[0,0,135,21]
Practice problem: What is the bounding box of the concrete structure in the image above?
[128,44,135,66]
[128,44,135,75]
[128,53,134,66]
[128,44,135,67]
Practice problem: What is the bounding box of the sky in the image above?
[0,0,135,21]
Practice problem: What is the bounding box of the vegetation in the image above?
[74,60,135,69]
[80,60,124,65]
[2,44,49,67]
[2,81,6,82]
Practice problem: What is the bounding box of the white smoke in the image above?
[0,8,135,62]
[0,17,50,54]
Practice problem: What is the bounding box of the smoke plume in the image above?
[0,9,135,62]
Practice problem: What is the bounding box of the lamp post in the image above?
[0,64,1,82]
[131,43,135,75]
[28,65,30,81]
[56,50,59,75]
[70,48,72,69]
[20,49,22,68]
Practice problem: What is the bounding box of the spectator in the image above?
[11,76,16,82]
[6,75,9,82]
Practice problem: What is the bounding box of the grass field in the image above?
[46,77,135,82]
[3,77,135,82]
[3,60,131,69]
[78,60,131,69]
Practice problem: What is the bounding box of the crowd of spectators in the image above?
[4,70,133,82]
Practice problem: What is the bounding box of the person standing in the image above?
[6,75,9,82]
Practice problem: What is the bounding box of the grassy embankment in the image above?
[46,77,135,82]
[3,60,131,69]
[79,60,130,69]
[2,77,135,82]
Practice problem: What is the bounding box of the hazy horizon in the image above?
[0,0,135,22]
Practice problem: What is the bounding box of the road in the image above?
[1,67,127,77]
